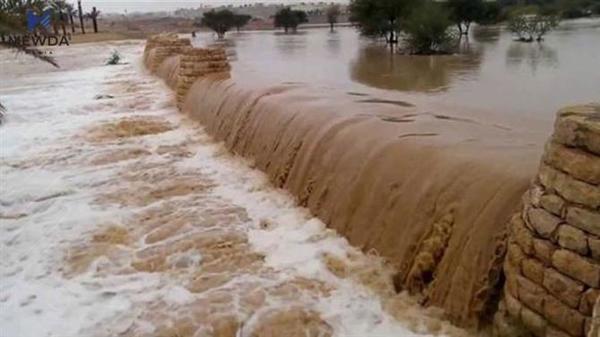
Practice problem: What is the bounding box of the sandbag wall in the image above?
[499,105,600,337]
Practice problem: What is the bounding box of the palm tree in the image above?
[77,0,85,34]
[48,0,69,35]
[66,3,76,33]
[86,6,100,33]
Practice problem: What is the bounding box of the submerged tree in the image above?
[198,10,234,39]
[233,14,251,32]
[447,0,485,35]
[197,10,253,38]
[349,0,415,45]
[326,4,341,31]
[273,7,308,33]
[403,1,455,54]
[508,14,559,42]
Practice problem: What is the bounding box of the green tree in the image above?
[403,1,455,54]
[233,14,251,32]
[447,0,485,35]
[274,7,308,33]
[349,0,415,45]
[326,4,341,31]
[508,13,559,42]
[198,9,236,39]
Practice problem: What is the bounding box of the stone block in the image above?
[579,288,600,316]
[566,207,600,238]
[553,104,600,156]
[529,184,545,208]
[509,242,526,272]
[527,207,563,239]
[538,164,600,209]
[533,238,557,266]
[543,141,600,184]
[540,193,566,217]
[505,259,520,298]
[553,249,600,287]
[513,215,535,254]
[521,305,547,337]
[558,225,589,255]
[546,325,572,337]
[518,274,547,314]
[589,237,600,261]
[505,288,523,318]
[523,257,545,284]
[543,267,585,309]
[544,294,586,336]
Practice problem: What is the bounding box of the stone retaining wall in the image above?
[143,34,191,73]
[175,47,229,108]
[143,34,230,108]
[499,104,600,337]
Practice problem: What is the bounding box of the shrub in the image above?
[508,14,559,42]
[274,7,308,33]
[106,50,121,65]
[402,2,455,54]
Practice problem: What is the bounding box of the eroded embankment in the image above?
[144,34,553,330]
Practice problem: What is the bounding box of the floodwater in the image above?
[195,18,600,128]
[0,43,472,337]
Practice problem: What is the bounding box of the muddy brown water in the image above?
[194,18,600,130]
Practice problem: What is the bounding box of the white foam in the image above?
[1,42,450,337]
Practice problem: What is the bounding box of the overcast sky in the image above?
[78,0,348,13]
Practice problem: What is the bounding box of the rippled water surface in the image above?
[196,18,600,123]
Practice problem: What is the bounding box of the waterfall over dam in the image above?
[143,34,600,336]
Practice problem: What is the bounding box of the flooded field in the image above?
[196,18,600,127]
[2,15,598,337]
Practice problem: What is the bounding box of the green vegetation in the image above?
[0,0,59,67]
[197,9,252,39]
[326,4,341,31]
[233,14,251,32]
[403,2,455,54]
[274,7,308,33]
[348,0,590,53]
[508,14,559,41]
[447,0,485,35]
[350,0,458,53]
[349,0,415,44]
[106,50,121,65]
